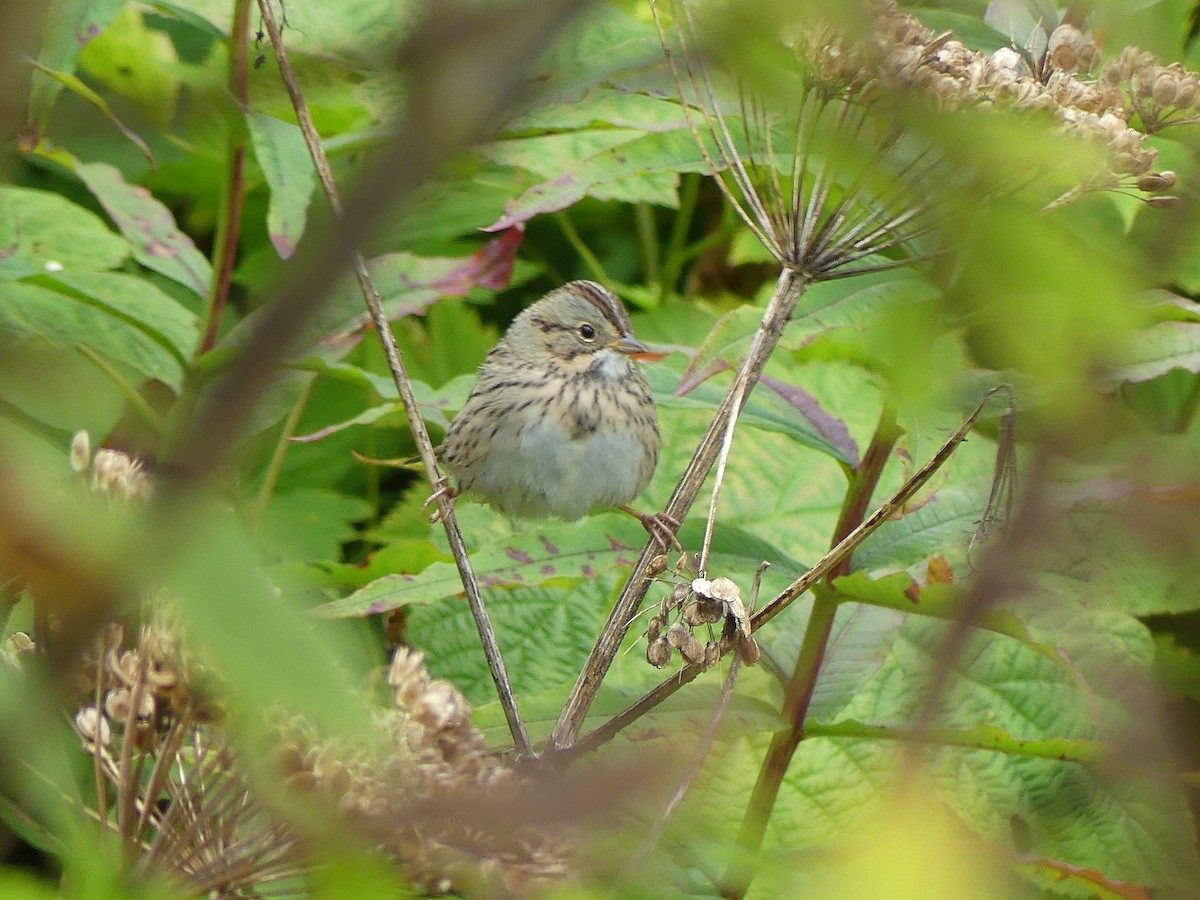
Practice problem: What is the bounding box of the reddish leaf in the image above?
[430,225,524,293]
[761,375,860,467]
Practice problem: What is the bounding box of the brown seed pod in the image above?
[666,623,707,667]
[1137,171,1177,192]
[738,635,762,667]
[646,637,671,668]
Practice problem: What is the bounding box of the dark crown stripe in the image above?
[570,280,630,332]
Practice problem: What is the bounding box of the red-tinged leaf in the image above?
[430,225,524,292]
[761,375,860,468]
[676,356,729,396]
[74,161,212,297]
[291,403,402,443]
[483,174,587,232]
[677,304,761,394]
[1010,853,1151,900]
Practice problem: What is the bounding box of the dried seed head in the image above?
[105,687,155,722]
[682,592,724,625]
[1152,73,1178,107]
[646,554,668,578]
[666,623,707,667]
[69,431,91,473]
[667,582,691,611]
[646,637,671,668]
[1137,171,1177,192]
[695,576,740,604]
[1177,78,1199,108]
[738,635,762,667]
[1146,195,1180,208]
[74,706,111,747]
[646,614,664,643]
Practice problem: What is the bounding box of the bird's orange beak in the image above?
[612,333,667,362]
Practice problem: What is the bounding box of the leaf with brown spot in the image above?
[74,162,212,297]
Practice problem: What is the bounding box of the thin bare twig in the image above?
[255,0,531,756]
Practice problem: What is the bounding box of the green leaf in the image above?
[0,279,192,390]
[1112,321,1200,383]
[0,186,129,280]
[260,489,372,563]
[77,5,180,129]
[26,0,127,129]
[25,60,154,165]
[679,269,928,395]
[851,486,986,573]
[314,514,801,618]
[33,270,199,367]
[74,162,212,297]
[163,501,375,737]
[245,112,317,259]
[648,365,858,467]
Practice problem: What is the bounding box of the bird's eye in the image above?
[578,323,596,341]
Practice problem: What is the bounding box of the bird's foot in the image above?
[620,505,682,551]
[424,480,459,523]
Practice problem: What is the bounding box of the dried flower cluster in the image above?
[70,623,302,896]
[275,647,570,895]
[1102,46,1200,133]
[795,2,1184,204]
[646,572,759,670]
[63,631,571,896]
[70,430,154,502]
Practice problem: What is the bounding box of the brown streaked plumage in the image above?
[441,281,666,532]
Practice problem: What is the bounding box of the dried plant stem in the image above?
[633,646,744,866]
[630,562,769,867]
[550,268,811,752]
[255,0,530,756]
[565,390,1003,758]
[698,375,751,574]
[200,0,252,355]
[724,408,901,898]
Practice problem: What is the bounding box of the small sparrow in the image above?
[439,281,677,546]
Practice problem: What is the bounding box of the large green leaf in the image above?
[314,515,801,618]
[1113,321,1200,383]
[74,162,212,297]
[0,278,194,390]
[245,112,317,260]
[679,269,932,395]
[0,186,129,280]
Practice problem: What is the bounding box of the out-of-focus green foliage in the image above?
[3,0,1200,896]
